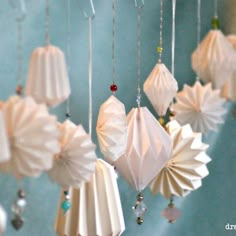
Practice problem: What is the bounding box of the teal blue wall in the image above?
[0,0,235,235]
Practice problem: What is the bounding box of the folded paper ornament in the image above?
[192,30,236,89]
[55,159,125,236]
[171,81,226,134]
[25,45,71,107]
[143,63,178,116]
[221,35,236,101]
[0,96,60,179]
[48,119,97,189]
[0,205,7,236]
[150,120,211,198]
[114,107,172,192]
[0,110,10,163]
[96,95,128,164]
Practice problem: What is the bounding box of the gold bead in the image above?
[156,46,163,54]
[158,117,165,127]
[137,217,144,225]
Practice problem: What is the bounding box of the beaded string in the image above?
[110,0,118,93]
[196,0,201,81]
[157,0,163,63]
[66,0,71,119]
[45,0,50,45]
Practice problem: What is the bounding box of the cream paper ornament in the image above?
[221,35,236,101]
[47,119,97,189]
[55,159,125,236]
[171,81,226,134]
[96,95,128,164]
[0,110,10,162]
[192,30,236,89]
[0,96,60,179]
[114,107,172,192]
[143,63,178,116]
[0,205,7,236]
[25,45,71,107]
[150,120,211,198]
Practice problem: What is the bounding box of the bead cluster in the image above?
[11,189,26,230]
[132,193,147,225]
[61,190,71,214]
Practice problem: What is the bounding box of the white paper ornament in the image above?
[144,63,178,116]
[192,30,236,89]
[55,159,125,236]
[0,205,7,236]
[114,107,172,192]
[96,95,128,164]
[0,110,10,163]
[150,120,211,198]
[171,81,226,134]
[25,45,71,107]
[0,96,60,179]
[47,120,97,189]
[221,35,236,101]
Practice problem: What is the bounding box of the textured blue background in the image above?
[0,0,235,235]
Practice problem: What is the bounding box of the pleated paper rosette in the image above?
[150,120,211,198]
[0,110,10,163]
[25,45,71,107]
[144,63,178,116]
[0,96,60,179]
[222,35,236,101]
[171,81,226,134]
[192,30,236,89]
[96,95,128,164]
[47,119,97,189]
[114,107,172,192]
[55,159,125,236]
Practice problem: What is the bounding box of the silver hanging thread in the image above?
[88,17,93,136]
[214,0,218,17]
[45,0,50,45]
[112,0,116,86]
[136,7,142,108]
[157,0,163,63]
[196,0,201,81]
[66,0,71,119]
[171,0,176,77]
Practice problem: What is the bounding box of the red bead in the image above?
[110,84,118,92]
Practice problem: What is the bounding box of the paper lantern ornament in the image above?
[0,110,10,163]
[171,81,226,134]
[115,107,172,191]
[143,63,178,116]
[150,120,211,199]
[96,95,128,164]
[0,96,60,179]
[221,35,236,101]
[0,205,7,236]
[48,119,97,189]
[55,159,125,236]
[25,45,71,107]
[192,30,236,89]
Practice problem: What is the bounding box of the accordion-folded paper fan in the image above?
[221,35,236,101]
[25,45,71,107]
[192,30,236,89]
[114,107,172,192]
[171,81,226,134]
[150,120,211,198]
[143,63,178,116]
[96,95,128,164]
[0,110,10,163]
[55,159,125,236]
[0,96,60,179]
[47,120,97,189]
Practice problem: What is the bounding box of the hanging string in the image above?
[66,0,71,119]
[212,0,219,29]
[45,0,50,45]
[136,6,143,108]
[112,0,116,86]
[88,17,93,136]
[171,0,176,77]
[214,0,218,18]
[196,0,201,81]
[157,0,163,63]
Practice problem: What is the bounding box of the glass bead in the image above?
[132,201,147,218]
[157,47,163,54]
[15,85,23,95]
[161,206,181,223]
[61,200,71,213]
[110,84,118,92]
[17,189,25,199]
[11,216,24,230]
